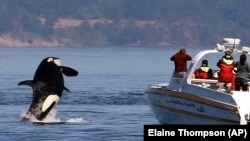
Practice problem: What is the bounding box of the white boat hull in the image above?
[146,87,241,124]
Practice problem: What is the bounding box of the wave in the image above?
[60,91,148,105]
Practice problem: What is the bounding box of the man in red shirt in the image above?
[170,47,192,77]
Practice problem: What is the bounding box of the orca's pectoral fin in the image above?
[18,80,46,91]
[64,86,71,92]
[18,80,34,87]
[61,66,79,76]
[38,101,56,121]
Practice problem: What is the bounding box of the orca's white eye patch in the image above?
[47,58,53,62]
[47,57,61,66]
[54,59,61,66]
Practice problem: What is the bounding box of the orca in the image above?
[18,57,78,121]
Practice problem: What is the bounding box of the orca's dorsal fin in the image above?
[61,66,79,77]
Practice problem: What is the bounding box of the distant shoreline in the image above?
[0,36,173,48]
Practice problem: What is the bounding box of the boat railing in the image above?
[190,78,218,89]
[148,83,168,88]
[190,78,250,92]
[190,78,218,84]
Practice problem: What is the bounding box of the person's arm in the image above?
[186,54,192,61]
[216,60,221,68]
[170,54,175,61]
[208,69,213,79]
[246,62,250,73]
[194,69,199,78]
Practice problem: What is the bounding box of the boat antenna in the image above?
[233,28,236,50]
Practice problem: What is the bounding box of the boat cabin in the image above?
[168,38,250,94]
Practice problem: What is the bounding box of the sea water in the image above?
[0,46,202,141]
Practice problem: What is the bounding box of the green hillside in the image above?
[0,0,250,47]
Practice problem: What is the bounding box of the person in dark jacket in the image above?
[170,47,192,77]
[194,59,213,79]
[234,53,250,91]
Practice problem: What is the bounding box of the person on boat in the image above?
[234,53,250,91]
[194,59,213,79]
[216,49,236,92]
[170,47,192,77]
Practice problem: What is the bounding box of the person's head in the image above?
[201,59,208,67]
[179,47,186,54]
[224,48,232,56]
[240,53,247,65]
[222,55,234,66]
[223,48,233,61]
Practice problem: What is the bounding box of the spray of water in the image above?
[20,109,86,123]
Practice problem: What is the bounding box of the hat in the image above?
[224,48,233,55]
[202,59,208,65]
[201,59,208,67]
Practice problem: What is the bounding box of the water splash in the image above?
[20,109,62,123]
[66,117,87,123]
[20,109,86,124]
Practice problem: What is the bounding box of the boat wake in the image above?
[20,109,87,124]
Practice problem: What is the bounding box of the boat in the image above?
[145,38,250,125]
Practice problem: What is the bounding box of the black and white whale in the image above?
[18,57,78,121]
